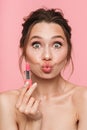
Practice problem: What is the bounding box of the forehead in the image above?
[29,22,66,40]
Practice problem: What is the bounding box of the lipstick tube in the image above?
[25,63,32,86]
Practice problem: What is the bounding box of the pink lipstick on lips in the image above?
[26,63,32,86]
[42,63,52,73]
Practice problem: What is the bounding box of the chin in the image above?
[39,73,60,80]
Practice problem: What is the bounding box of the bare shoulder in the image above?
[70,84,87,129]
[71,84,87,113]
[0,89,21,130]
[0,89,19,107]
[0,89,20,116]
[72,84,87,102]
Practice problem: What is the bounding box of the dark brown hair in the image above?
[19,8,73,75]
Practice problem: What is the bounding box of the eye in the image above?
[53,42,62,49]
[32,41,41,49]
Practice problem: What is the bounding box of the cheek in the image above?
[54,50,68,64]
[26,49,41,63]
[26,48,34,61]
[54,53,67,73]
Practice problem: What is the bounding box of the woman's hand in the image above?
[16,82,42,130]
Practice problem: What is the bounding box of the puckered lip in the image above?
[41,62,53,73]
[42,62,53,68]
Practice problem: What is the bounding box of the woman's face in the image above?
[26,22,68,79]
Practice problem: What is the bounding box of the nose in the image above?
[42,46,52,61]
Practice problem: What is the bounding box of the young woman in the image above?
[0,8,87,130]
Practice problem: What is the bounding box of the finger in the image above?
[30,100,40,115]
[29,100,42,120]
[22,82,37,105]
[24,97,35,114]
[19,97,35,113]
[16,81,29,108]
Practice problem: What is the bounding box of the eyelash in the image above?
[32,41,41,49]
[53,42,62,48]
[31,41,62,49]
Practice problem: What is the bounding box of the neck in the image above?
[31,74,66,98]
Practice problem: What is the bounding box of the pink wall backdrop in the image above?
[0,0,87,91]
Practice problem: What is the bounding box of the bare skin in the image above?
[1,22,87,130]
[1,78,87,130]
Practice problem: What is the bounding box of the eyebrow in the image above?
[30,35,65,41]
[51,35,65,40]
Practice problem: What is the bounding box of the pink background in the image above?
[0,0,87,92]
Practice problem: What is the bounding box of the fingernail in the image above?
[24,81,29,87]
[26,81,29,85]
[33,82,37,86]
[32,82,37,88]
